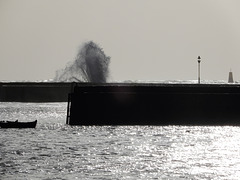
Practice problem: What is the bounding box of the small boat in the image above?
[0,120,37,129]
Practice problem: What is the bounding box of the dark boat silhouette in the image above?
[0,120,37,128]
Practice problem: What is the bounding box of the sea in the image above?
[1,102,240,180]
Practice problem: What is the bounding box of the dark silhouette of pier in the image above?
[67,83,240,126]
[0,82,73,102]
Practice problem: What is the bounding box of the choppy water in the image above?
[1,103,240,179]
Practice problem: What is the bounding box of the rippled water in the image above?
[1,103,240,179]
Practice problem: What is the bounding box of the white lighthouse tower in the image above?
[228,69,234,83]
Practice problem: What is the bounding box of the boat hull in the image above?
[0,120,37,128]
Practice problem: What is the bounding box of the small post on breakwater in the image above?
[198,56,201,84]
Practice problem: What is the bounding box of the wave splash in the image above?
[54,41,110,83]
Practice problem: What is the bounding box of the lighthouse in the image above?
[228,69,234,83]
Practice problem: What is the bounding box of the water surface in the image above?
[1,103,240,179]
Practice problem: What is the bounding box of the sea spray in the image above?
[54,41,110,83]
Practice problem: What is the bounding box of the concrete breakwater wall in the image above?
[68,83,240,125]
[0,82,73,102]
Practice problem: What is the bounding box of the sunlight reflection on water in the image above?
[1,103,240,179]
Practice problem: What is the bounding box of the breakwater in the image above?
[0,82,73,102]
[68,83,240,125]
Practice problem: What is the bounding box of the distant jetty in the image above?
[67,83,240,126]
[0,82,73,102]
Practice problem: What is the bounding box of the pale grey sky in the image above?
[0,0,240,81]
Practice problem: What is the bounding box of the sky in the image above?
[0,0,240,82]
